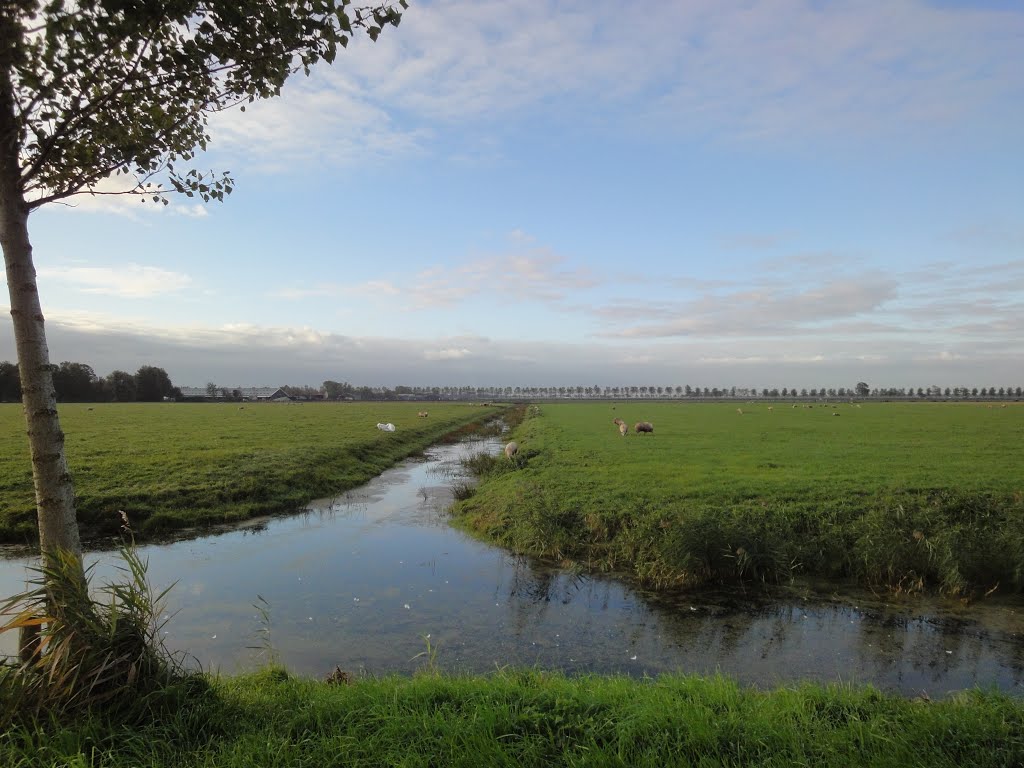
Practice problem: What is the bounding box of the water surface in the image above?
[1,436,1021,697]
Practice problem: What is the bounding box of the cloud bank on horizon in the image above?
[2,0,1022,388]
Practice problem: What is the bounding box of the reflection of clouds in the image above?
[3,436,1021,694]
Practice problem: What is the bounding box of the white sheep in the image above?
[505,441,519,459]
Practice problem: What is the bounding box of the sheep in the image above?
[619,422,628,437]
[767,406,774,412]
[376,422,396,432]
[832,412,840,416]
[612,417,625,426]
[736,408,744,415]
[417,411,429,418]
[504,441,519,459]
[634,421,654,434]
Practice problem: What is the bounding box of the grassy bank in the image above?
[0,402,504,543]
[2,668,1021,767]
[453,402,1024,595]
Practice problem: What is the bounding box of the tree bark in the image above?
[0,10,85,580]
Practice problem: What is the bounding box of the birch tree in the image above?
[0,0,404,630]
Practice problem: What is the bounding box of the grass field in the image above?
[454,402,1024,595]
[2,667,1021,767]
[0,402,503,543]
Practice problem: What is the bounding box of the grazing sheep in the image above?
[376,422,396,432]
[736,408,744,415]
[417,411,429,418]
[619,422,628,437]
[767,406,774,412]
[612,417,625,426]
[504,441,519,459]
[634,421,654,434]
[832,412,840,416]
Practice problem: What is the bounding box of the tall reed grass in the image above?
[0,542,191,727]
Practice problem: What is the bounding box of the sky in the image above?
[3,0,1023,390]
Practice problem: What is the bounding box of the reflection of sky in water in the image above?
[1,437,1022,698]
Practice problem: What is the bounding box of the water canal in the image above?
[1,434,1021,697]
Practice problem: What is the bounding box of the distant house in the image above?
[239,387,288,401]
[177,386,211,399]
[178,386,289,401]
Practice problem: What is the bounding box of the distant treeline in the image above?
[2,366,1020,404]
[320,382,1024,401]
[0,361,178,402]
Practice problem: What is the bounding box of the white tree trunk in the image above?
[0,24,85,648]
[0,198,82,564]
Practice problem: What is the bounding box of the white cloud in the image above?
[186,0,1024,170]
[277,241,599,309]
[1,309,1020,388]
[38,264,192,298]
[599,275,900,339]
[172,204,209,219]
[207,70,426,171]
[347,0,1023,140]
[424,347,471,361]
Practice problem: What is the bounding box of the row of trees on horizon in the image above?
[1,364,1021,404]
[0,362,177,403]
[325,382,1024,401]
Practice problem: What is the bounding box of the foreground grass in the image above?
[2,668,1021,767]
[454,402,1024,595]
[0,402,503,543]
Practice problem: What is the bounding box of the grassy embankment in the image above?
[0,402,504,543]
[453,402,1024,595]
[2,667,1021,767]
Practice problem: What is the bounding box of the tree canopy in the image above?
[8,0,404,209]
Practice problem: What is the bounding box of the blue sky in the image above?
[4,0,1023,389]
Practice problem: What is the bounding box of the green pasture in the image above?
[0,402,502,543]
[3,668,1022,768]
[455,402,1024,594]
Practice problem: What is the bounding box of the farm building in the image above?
[178,386,290,401]
[240,387,289,401]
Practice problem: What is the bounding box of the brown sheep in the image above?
[612,417,625,426]
[634,421,654,434]
[504,441,519,459]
